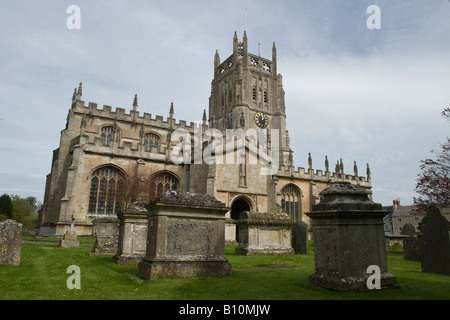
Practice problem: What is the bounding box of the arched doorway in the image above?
[230,197,251,242]
[231,198,251,220]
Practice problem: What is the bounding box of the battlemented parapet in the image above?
[277,164,371,187]
[72,99,200,134]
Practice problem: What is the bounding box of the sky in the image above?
[0,0,449,206]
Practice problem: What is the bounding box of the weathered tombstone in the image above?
[402,223,421,261]
[292,221,308,255]
[113,204,148,264]
[90,217,119,256]
[0,219,22,265]
[138,191,232,280]
[420,205,450,276]
[403,236,422,261]
[59,230,80,248]
[401,223,416,237]
[235,212,294,256]
[305,182,397,291]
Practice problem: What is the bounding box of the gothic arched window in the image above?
[143,133,160,152]
[148,171,179,200]
[88,166,125,215]
[281,184,301,221]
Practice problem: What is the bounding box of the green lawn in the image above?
[1,239,449,300]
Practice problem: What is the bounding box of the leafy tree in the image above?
[10,195,40,230]
[414,108,450,211]
[0,193,13,221]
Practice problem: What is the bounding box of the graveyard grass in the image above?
[1,239,450,300]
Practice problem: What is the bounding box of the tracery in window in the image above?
[143,133,160,151]
[148,171,179,200]
[88,166,125,215]
[281,184,301,221]
[101,126,113,146]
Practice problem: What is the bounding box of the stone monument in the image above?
[0,219,22,265]
[306,182,397,291]
[402,223,422,261]
[138,191,232,280]
[292,221,308,255]
[59,231,80,248]
[114,204,148,264]
[401,223,416,237]
[420,205,450,276]
[235,211,294,255]
[59,215,80,248]
[90,217,119,256]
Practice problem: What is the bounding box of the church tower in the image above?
[209,32,292,166]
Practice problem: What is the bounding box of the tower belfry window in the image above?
[101,126,113,146]
[252,87,257,101]
[143,133,160,152]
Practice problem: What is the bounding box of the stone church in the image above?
[37,32,372,241]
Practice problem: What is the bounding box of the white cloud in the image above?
[1,0,449,206]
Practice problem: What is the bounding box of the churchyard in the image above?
[1,187,450,301]
[1,236,450,300]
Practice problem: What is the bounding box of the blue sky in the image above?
[0,0,449,206]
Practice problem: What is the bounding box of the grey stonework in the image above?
[306,182,397,291]
[113,205,148,264]
[90,217,119,256]
[138,191,232,280]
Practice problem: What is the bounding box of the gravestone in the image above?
[401,223,416,237]
[305,182,397,291]
[403,236,422,261]
[114,204,148,264]
[420,205,450,276]
[138,191,232,280]
[235,212,294,255]
[292,221,308,255]
[59,230,80,248]
[402,223,421,261]
[0,219,22,265]
[90,217,119,256]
